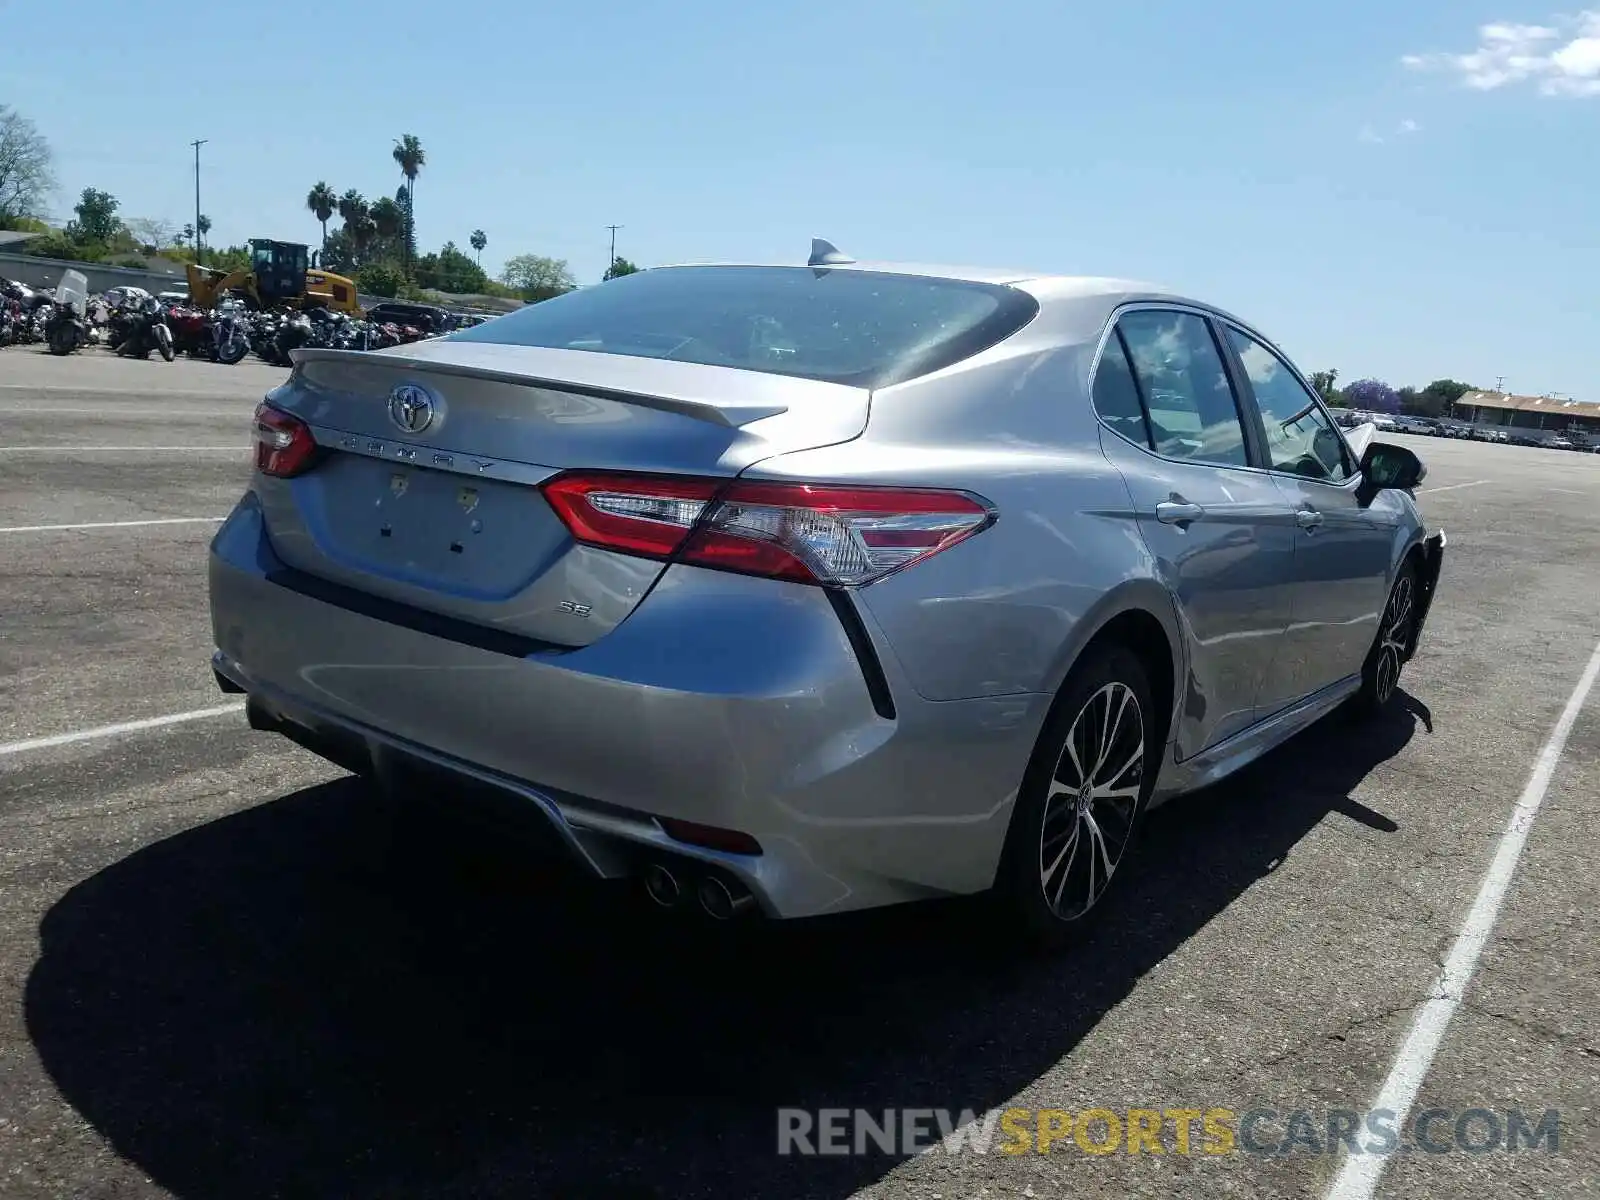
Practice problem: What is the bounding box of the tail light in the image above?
[253,402,318,477]
[541,471,993,587]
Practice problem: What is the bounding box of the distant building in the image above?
[1456,391,1600,440]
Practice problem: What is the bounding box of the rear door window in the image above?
[1116,310,1251,468]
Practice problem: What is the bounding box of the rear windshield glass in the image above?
[446,265,1039,389]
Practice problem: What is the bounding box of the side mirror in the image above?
[1359,442,1427,496]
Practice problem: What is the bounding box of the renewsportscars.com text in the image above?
[777,1106,1561,1157]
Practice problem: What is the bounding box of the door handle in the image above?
[1155,500,1205,525]
[1296,508,1324,530]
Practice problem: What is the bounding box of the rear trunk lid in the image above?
[255,341,869,647]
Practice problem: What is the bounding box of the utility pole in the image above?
[606,224,623,267]
[1494,375,1506,394]
[191,139,208,266]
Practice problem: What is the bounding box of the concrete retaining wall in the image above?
[0,251,188,295]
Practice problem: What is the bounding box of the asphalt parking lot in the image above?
[1,348,1596,1200]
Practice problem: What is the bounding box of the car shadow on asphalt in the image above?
[24,691,1429,1200]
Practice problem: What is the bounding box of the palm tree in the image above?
[336,190,374,264]
[196,214,211,265]
[370,196,403,263]
[470,229,486,265]
[391,134,425,274]
[305,182,337,251]
[337,188,367,226]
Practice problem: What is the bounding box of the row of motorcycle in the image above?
[0,277,180,360]
[1,274,446,368]
[246,307,440,366]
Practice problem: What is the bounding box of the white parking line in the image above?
[0,445,245,452]
[0,407,244,416]
[1326,636,1600,1200]
[1419,479,1490,494]
[0,702,246,759]
[0,516,224,535]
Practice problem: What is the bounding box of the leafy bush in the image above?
[357,262,405,298]
[23,232,102,261]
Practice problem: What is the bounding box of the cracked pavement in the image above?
[0,352,1596,1198]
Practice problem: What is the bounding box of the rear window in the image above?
[446,265,1039,389]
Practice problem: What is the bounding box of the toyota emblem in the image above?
[388,383,436,434]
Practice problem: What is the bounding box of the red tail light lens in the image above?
[540,471,993,587]
[253,403,318,478]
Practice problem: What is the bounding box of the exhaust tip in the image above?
[642,863,681,908]
[696,875,756,921]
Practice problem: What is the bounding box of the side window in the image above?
[1224,327,1352,481]
[1117,310,1250,468]
[1091,329,1152,448]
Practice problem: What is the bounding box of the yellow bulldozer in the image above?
[185,239,362,314]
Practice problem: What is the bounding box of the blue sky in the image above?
[4,2,1596,397]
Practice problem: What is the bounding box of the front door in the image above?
[1217,323,1395,705]
[1093,309,1299,759]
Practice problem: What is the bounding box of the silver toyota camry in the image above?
[209,241,1445,943]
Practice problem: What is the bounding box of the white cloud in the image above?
[1358,118,1420,143]
[1403,11,1600,96]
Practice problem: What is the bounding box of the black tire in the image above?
[47,325,76,355]
[155,325,175,362]
[217,336,249,365]
[995,643,1157,950]
[1351,560,1419,716]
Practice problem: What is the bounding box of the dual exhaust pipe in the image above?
[642,861,756,920]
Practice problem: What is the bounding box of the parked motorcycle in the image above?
[111,295,176,361]
[210,303,251,365]
[44,270,91,355]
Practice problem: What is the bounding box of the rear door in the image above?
[1094,307,1299,758]
[1217,323,1395,705]
[255,340,869,647]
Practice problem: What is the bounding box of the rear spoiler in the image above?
[287,345,849,429]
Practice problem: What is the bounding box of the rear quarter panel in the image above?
[740,335,1179,704]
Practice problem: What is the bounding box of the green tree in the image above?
[500,253,576,301]
[331,190,375,271]
[391,134,425,274]
[1307,369,1342,405]
[392,186,417,271]
[470,228,487,264]
[414,240,489,294]
[196,213,212,264]
[1420,378,1473,417]
[370,195,404,265]
[0,105,55,223]
[357,262,405,298]
[67,188,122,246]
[306,181,337,251]
[603,255,640,280]
[181,222,195,248]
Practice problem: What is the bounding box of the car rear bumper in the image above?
[208,494,1046,918]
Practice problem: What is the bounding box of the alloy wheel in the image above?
[1038,681,1145,921]
[1374,575,1415,705]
